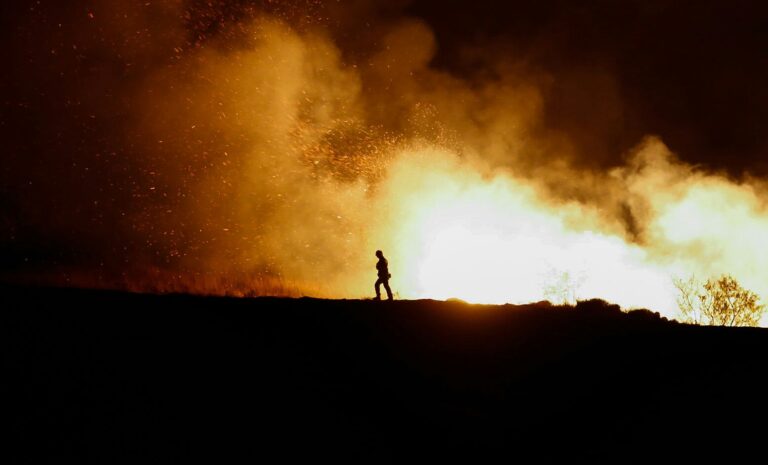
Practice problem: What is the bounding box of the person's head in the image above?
[375,250,383,258]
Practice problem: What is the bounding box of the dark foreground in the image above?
[4,285,768,463]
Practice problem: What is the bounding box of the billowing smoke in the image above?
[3,1,768,322]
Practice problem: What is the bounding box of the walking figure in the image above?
[374,250,393,301]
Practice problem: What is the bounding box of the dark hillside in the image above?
[3,285,767,463]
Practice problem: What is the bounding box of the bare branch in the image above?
[673,274,764,327]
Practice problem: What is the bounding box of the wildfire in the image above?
[352,143,768,326]
[7,3,768,326]
[373,149,677,313]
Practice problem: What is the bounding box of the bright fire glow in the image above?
[363,146,768,326]
[376,149,678,313]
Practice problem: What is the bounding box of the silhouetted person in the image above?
[374,250,393,301]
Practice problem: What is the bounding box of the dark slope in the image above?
[4,285,767,463]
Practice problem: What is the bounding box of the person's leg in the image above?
[375,278,382,299]
[383,280,393,300]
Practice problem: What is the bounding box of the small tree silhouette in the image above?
[673,274,764,327]
[542,269,584,305]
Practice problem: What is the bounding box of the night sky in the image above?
[408,0,768,172]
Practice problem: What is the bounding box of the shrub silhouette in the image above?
[626,308,670,324]
[574,298,622,315]
[673,274,764,327]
